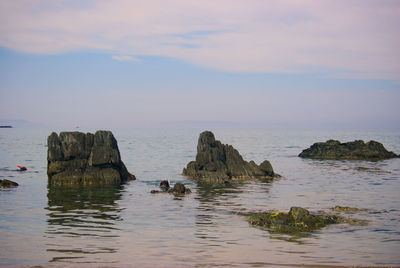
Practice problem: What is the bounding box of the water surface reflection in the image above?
[45,186,124,263]
[192,181,291,266]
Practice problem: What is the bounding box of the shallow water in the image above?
[0,128,399,267]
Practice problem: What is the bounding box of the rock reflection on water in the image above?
[194,182,246,240]
[191,181,283,266]
[45,186,124,263]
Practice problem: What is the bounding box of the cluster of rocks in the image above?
[41,129,398,235]
[247,206,366,233]
[183,131,276,182]
[45,130,398,187]
[151,182,192,195]
[299,139,398,160]
[47,131,135,186]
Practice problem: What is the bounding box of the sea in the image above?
[0,127,399,267]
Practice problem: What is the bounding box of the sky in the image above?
[0,0,399,129]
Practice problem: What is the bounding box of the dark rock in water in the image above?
[151,182,191,195]
[299,139,399,160]
[248,207,353,233]
[171,182,191,194]
[47,131,135,186]
[0,179,19,188]
[183,131,276,182]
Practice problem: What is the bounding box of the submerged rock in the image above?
[299,139,398,160]
[332,206,368,212]
[171,182,191,194]
[247,207,364,233]
[151,182,191,195]
[0,179,19,188]
[47,131,135,186]
[183,131,276,182]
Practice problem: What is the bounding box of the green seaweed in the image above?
[332,205,368,212]
[248,207,365,233]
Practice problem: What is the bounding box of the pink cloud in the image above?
[0,0,399,80]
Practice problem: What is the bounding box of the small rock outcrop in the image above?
[299,140,398,160]
[171,182,191,194]
[0,179,19,188]
[332,206,368,212]
[183,131,276,182]
[47,131,135,186]
[247,207,365,233]
[151,182,192,195]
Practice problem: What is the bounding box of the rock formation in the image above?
[299,140,398,160]
[247,207,366,233]
[183,131,276,182]
[47,131,135,186]
[0,179,18,188]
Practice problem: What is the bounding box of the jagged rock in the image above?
[247,207,365,233]
[183,131,276,182]
[299,139,399,160]
[0,179,19,188]
[47,131,135,186]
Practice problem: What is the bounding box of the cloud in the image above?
[112,55,139,62]
[0,0,399,81]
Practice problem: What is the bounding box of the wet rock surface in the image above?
[47,131,135,186]
[332,206,368,212]
[247,207,366,233]
[299,139,399,160]
[183,131,277,182]
[151,182,191,195]
[171,182,191,194]
[0,179,19,188]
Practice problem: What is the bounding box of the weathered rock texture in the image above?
[0,179,19,188]
[299,140,398,160]
[183,131,276,182]
[47,131,135,186]
[247,207,366,233]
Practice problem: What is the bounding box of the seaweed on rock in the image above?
[247,207,366,233]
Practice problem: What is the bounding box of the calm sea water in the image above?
[0,128,399,267]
